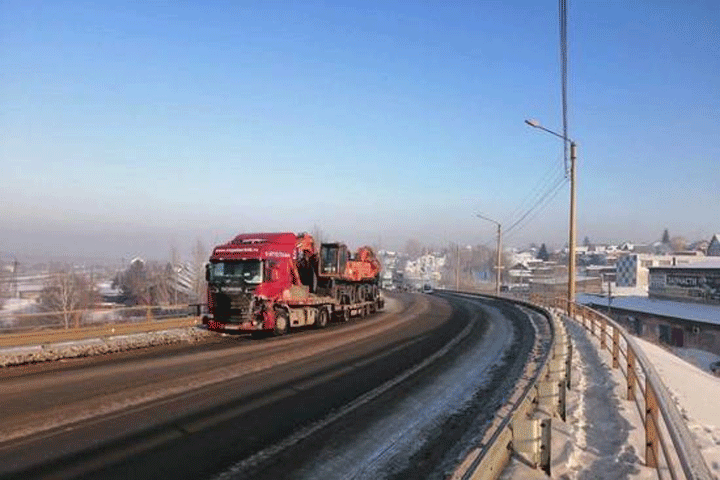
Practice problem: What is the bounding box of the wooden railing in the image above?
[533,295,713,480]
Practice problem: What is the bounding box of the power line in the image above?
[504,173,568,238]
[506,162,565,228]
[506,157,565,226]
[505,175,569,241]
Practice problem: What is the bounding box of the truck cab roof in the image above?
[211,232,297,261]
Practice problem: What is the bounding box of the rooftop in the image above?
[650,261,720,270]
[577,294,720,326]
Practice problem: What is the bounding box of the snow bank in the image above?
[634,338,720,477]
[0,327,212,367]
[503,318,656,480]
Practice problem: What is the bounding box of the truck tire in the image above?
[273,311,289,336]
[340,307,350,322]
[316,308,329,328]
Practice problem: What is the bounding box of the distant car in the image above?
[710,361,720,376]
[422,284,433,294]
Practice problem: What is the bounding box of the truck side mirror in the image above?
[205,263,210,281]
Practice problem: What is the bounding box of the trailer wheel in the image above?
[273,311,289,336]
[316,308,329,328]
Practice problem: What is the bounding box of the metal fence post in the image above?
[627,348,636,401]
[600,317,607,350]
[612,327,619,369]
[566,340,573,389]
[146,306,153,323]
[540,418,552,475]
[645,378,659,468]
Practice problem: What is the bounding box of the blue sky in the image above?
[2,1,719,261]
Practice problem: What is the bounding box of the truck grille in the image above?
[212,291,254,323]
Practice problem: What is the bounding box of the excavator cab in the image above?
[318,243,348,278]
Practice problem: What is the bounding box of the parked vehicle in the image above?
[202,232,383,336]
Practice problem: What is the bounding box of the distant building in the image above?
[649,261,720,304]
[708,234,720,256]
[404,253,446,288]
[578,293,720,355]
[615,253,710,289]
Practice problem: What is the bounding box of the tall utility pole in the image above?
[525,120,577,312]
[568,141,577,312]
[476,214,503,296]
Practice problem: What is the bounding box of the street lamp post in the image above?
[476,214,502,296]
[525,119,578,313]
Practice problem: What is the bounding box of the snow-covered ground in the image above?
[504,316,720,479]
[635,338,720,477]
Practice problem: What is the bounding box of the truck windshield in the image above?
[210,260,263,284]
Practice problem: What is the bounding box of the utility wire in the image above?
[505,175,569,241]
[507,158,565,227]
[505,173,568,238]
[506,162,565,229]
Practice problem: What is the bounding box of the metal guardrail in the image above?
[0,304,203,347]
[534,295,713,480]
[448,291,711,480]
[0,304,199,334]
[446,292,569,479]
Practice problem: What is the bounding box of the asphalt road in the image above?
[0,292,538,480]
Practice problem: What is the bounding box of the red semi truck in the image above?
[202,232,383,336]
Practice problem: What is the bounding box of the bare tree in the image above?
[39,270,93,329]
[670,236,688,252]
[311,225,325,246]
[191,238,208,303]
[115,259,176,306]
[404,239,423,260]
[0,266,9,309]
[169,243,181,305]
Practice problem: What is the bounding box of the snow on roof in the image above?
[651,260,720,270]
[577,294,720,326]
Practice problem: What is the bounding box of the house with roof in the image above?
[649,261,720,304]
[578,293,720,355]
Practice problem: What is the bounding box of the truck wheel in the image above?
[316,308,329,328]
[273,311,289,336]
[341,307,350,322]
